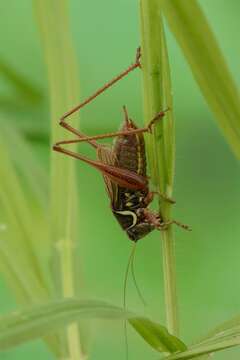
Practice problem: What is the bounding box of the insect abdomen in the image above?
[113,119,147,177]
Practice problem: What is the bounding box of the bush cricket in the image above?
[53,48,190,241]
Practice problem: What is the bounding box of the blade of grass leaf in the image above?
[0,59,42,105]
[196,312,240,344]
[0,299,186,354]
[164,331,240,359]
[0,234,37,305]
[35,1,85,359]
[0,122,61,355]
[140,0,178,336]
[129,317,186,353]
[0,121,48,208]
[0,138,51,296]
[0,112,48,143]
[160,0,240,159]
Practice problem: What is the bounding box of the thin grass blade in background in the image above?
[0,122,48,207]
[35,0,85,359]
[160,0,240,159]
[140,0,179,336]
[0,299,186,355]
[164,328,240,359]
[0,127,61,354]
[197,311,240,344]
[0,136,51,298]
[0,58,42,105]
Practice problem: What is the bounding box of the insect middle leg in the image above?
[54,107,169,147]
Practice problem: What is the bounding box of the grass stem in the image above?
[35,0,85,358]
[139,0,178,336]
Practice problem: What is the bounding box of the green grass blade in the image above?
[160,0,240,159]
[0,127,60,354]
[0,122,48,208]
[0,112,48,144]
[35,0,84,358]
[0,137,51,298]
[129,317,186,353]
[164,329,240,359]
[0,58,42,105]
[140,0,178,336]
[210,316,240,336]
[0,300,131,351]
[0,299,186,354]
[196,312,240,345]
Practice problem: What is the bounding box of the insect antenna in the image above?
[123,243,136,360]
[131,248,147,308]
[123,242,147,360]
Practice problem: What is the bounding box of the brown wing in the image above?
[97,145,118,204]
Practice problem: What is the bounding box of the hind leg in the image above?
[59,48,141,132]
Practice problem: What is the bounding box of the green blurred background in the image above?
[0,0,240,359]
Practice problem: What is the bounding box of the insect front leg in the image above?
[138,208,191,231]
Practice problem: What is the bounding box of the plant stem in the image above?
[161,228,179,336]
[139,0,179,336]
[35,0,85,358]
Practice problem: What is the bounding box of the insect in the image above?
[53,48,190,241]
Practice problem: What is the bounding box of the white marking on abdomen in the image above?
[115,210,137,229]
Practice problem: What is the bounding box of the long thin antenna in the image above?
[123,242,137,360]
[131,249,147,308]
[123,243,137,308]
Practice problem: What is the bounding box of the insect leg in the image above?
[59,47,141,128]
[139,208,191,231]
[144,191,175,205]
[146,107,170,132]
[54,130,99,149]
[168,220,192,231]
[53,144,148,190]
[54,107,169,147]
[55,123,99,149]
[158,219,192,231]
[121,104,170,132]
[54,126,156,145]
